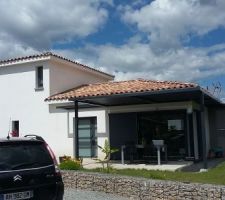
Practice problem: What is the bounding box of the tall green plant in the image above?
[96,139,118,173]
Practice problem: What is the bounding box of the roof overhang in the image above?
[0,56,50,67]
[69,87,223,108]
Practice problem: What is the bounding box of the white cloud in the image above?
[56,42,225,83]
[0,0,110,58]
[122,0,225,48]
[0,37,38,59]
[1,0,225,95]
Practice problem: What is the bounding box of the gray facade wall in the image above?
[109,113,138,159]
[208,107,225,152]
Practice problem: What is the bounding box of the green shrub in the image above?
[59,159,82,170]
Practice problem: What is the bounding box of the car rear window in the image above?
[0,142,53,171]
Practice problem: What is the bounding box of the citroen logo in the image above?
[13,175,22,182]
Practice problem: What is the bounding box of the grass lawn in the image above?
[85,161,225,185]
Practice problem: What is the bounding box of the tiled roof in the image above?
[45,79,199,101]
[0,52,114,78]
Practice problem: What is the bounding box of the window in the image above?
[168,119,184,131]
[36,66,43,89]
[0,143,53,171]
[11,121,19,137]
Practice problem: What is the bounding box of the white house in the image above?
[0,52,113,159]
[1,52,225,168]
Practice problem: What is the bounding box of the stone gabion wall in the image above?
[62,171,225,200]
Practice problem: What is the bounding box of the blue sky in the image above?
[0,0,225,99]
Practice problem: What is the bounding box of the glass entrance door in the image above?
[78,117,97,157]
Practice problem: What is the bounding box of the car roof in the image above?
[0,137,44,143]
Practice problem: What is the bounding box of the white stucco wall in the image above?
[0,61,66,158]
[0,58,112,161]
[49,59,111,95]
[47,59,112,159]
[0,61,50,138]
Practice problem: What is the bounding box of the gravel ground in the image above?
[64,188,129,200]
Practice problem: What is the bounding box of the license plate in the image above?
[0,191,33,200]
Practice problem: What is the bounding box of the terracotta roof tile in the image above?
[45,79,199,101]
[0,52,114,78]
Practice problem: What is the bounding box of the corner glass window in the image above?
[36,66,43,89]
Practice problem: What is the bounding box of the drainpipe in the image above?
[74,100,79,159]
[200,92,208,169]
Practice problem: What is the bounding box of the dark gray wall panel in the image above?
[209,108,225,152]
[109,113,137,148]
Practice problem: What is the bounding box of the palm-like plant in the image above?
[96,139,118,173]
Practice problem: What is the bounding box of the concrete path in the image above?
[82,158,192,171]
[64,189,129,200]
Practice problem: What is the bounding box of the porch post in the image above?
[74,100,79,159]
[186,112,191,157]
[192,112,199,160]
[200,92,208,169]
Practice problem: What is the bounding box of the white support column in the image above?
[97,109,110,160]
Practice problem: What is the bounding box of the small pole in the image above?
[157,146,161,165]
[121,145,125,165]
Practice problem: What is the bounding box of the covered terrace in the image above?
[46,79,224,169]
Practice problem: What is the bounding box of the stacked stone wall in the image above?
[62,171,225,199]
